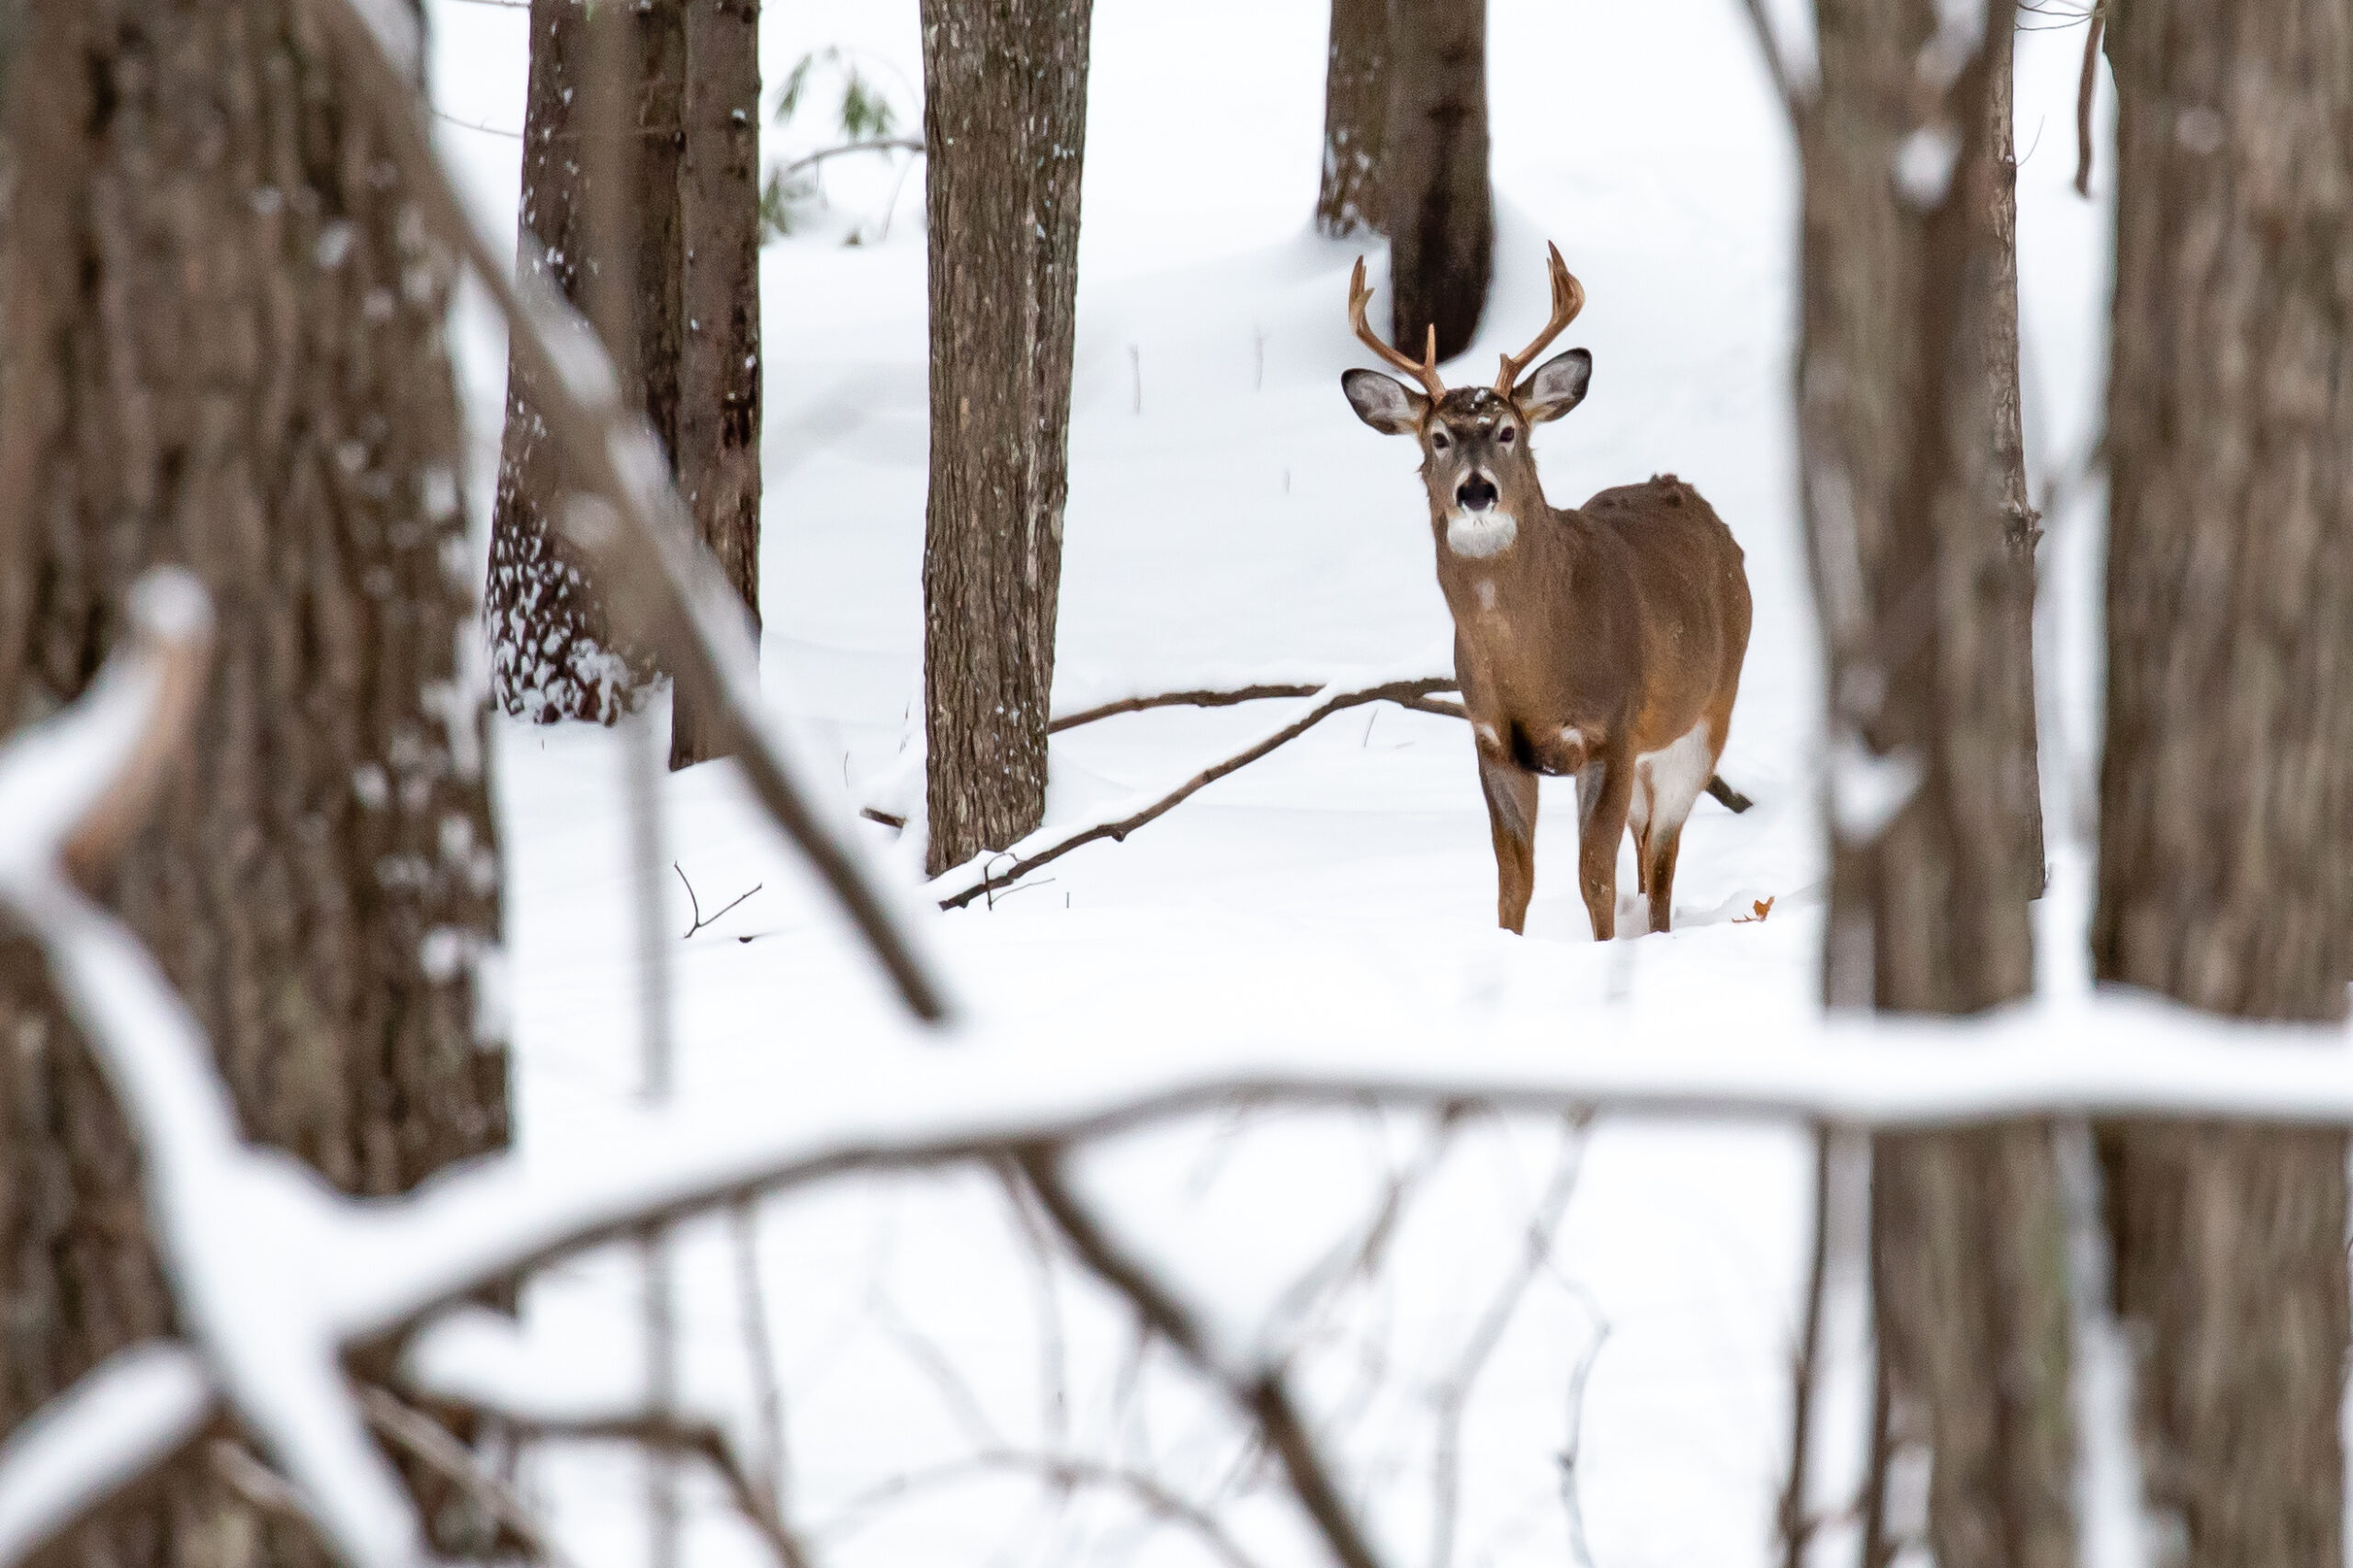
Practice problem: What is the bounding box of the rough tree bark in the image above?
[487,0,679,723]
[1795,4,2069,1564]
[1315,0,1387,238]
[1382,0,1489,359]
[0,0,508,1561]
[1805,0,2044,1018]
[667,0,764,769]
[491,0,761,771]
[1984,42,2047,892]
[918,0,1091,874]
[2097,0,2353,1561]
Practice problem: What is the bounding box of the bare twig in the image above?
[1051,681,1466,733]
[1054,684,1392,732]
[1859,1337,1893,1568]
[1736,0,1799,116]
[815,1449,1267,1568]
[938,675,1454,909]
[868,1290,1006,1452]
[771,137,925,182]
[2074,2,2107,198]
[209,1438,312,1523]
[732,1200,792,1520]
[481,1405,813,1568]
[359,1389,573,1568]
[871,147,921,243]
[675,862,763,937]
[1779,1126,1832,1568]
[1265,1110,1460,1366]
[1045,682,1750,815]
[1555,1317,1609,1568]
[998,1166,1074,1449]
[432,108,520,139]
[1429,1124,1589,1568]
[209,1437,337,1551]
[1018,1148,1393,1568]
[302,0,957,1023]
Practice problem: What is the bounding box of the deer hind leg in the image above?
[1637,720,1715,934]
[1574,754,1633,941]
[1628,761,1655,896]
[1477,749,1540,934]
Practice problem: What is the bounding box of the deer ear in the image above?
[1342,369,1426,436]
[1516,349,1591,424]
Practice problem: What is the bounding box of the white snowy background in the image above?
[411,2,2119,1564]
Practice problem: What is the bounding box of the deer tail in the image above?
[1706,774,1753,813]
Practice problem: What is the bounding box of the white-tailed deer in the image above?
[1342,244,1753,937]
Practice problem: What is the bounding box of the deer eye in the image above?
[1498,426,1517,445]
[1430,429,1451,450]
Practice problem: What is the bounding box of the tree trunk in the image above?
[1796,4,2070,1563]
[1315,0,1386,238]
[668,0,764,770]
[1806,0,2042,1018]
[486,0,685,725]
[0,0,509,1561]
[1382,0,1488,360]
[918,0,1091,874]
[1984,41,2047,893]
[2096,0,2353,1560]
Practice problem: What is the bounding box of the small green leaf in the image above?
[774,51,817,124]
[758,166,823,244]
[838,69,897,142]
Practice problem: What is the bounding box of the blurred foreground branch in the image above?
[10,571,2353,1562]
[934,665,1456,910]
[1018,1148,1392,1568]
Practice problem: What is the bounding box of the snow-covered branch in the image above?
[0,572,435,1568]
[15,976,2353,1556]
[0,1344,212,1564]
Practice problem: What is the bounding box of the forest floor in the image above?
[422,2,2113,1564]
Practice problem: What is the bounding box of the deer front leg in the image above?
[1475,742,1540,935]
[1574,754,1633,940]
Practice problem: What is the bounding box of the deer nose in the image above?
[1456,474,1498,513]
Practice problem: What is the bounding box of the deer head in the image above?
[1341,244,1591,559]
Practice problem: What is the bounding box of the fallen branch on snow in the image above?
[931,666,1456,909]
[1051,681,1468,732]
[1050,679,1753,814]
[863,675,1748,866]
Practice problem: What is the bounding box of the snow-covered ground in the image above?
[418,3,2117,1564]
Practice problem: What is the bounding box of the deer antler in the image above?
[1347,256,1448,403]
[1494,243,1586,395]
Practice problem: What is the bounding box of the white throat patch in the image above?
[1447,510,1518,559]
